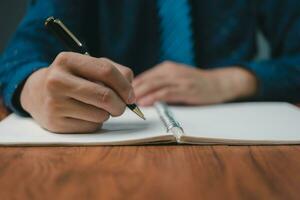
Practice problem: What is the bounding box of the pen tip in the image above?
[133,107,146,120]
[137,112,146,120]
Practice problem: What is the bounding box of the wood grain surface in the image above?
[1,98,300,200]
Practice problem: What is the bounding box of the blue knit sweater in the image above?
[1,0,300,115]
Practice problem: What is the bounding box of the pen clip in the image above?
[55,19,83,48]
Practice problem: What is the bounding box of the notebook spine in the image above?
[154,102,183,141]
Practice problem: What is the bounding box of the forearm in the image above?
[212,56,300,103]
[240,57,300,102]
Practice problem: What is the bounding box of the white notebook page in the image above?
[171,102,300,144]
[0,107,172,146]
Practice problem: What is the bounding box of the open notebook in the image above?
[0,102,300,146]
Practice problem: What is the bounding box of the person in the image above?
[0,0,300,133]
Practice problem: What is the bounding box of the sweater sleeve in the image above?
[240,0,300,102]
[0,0,86,115]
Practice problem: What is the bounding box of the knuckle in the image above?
[100,62,114,77]
[100,88,113,104]
[122,67,134,81]
[54,52,70,66]
[45,70,62,92]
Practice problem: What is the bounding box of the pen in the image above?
[45,17,145,120]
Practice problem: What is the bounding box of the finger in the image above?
[133,66,165,87]
[138,87,184,106]
[134,78,173,100]
[61,74,127,116]
[50,117,102,134]
[133,61,176,87]
[63,98,110,123]
[53,52,135,104]
[110,61,134,83]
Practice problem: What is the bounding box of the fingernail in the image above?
[127,89,136,104]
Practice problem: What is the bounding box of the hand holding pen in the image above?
[19,17,144,134]
[45,17,145,120]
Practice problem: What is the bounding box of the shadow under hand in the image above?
[99,120,153,135]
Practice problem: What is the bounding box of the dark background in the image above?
[0,1,270,58]
[0,1,27,53]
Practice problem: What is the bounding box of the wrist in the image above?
[209,67,258,101]
[20,68,47,114]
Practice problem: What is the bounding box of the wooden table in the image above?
[1,98,300,200]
